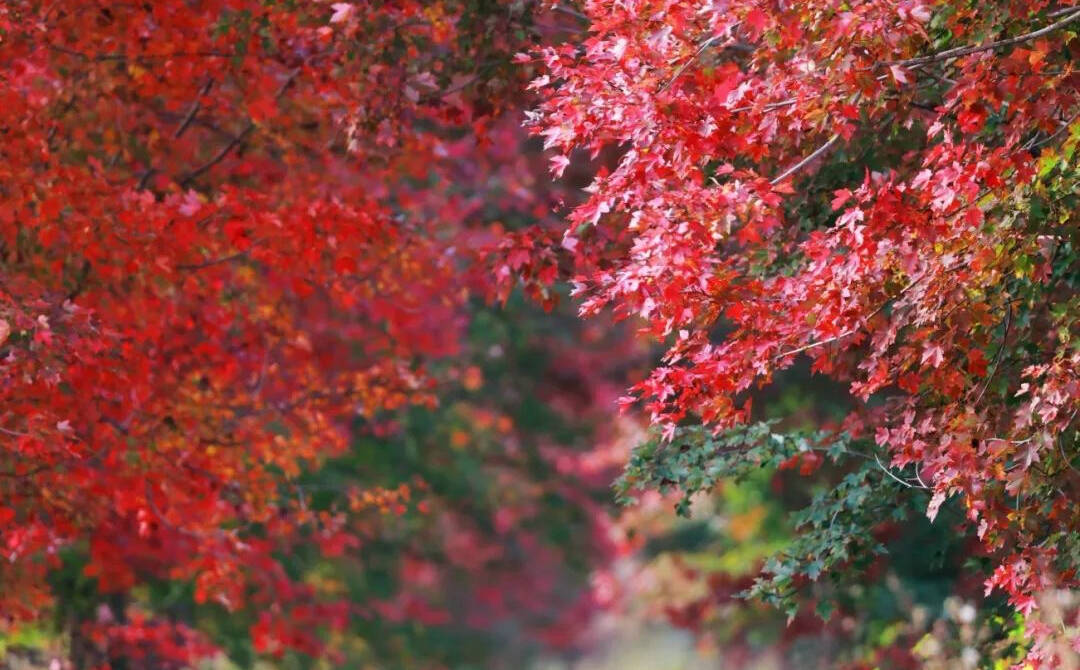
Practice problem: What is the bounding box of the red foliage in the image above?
[84,613,217,670]
[524,0,1079,663]
[0,0,576,662]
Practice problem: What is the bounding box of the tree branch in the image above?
[174,79,213,139]
[176,68,298,187]
[770,133,840,184]
[659,34,722,93]
[175,242,262,271]
[975,302,1012,404]
[888,9,1080,68]
[773,272,928,360]
[178,123,254,187]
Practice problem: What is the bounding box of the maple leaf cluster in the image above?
[523,0,1079,665]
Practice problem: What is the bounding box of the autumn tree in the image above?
[523,0,1079,665]
[0,1,632,667]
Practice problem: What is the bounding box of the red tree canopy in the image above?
[523,1,1079,665]
[0,1,582,664]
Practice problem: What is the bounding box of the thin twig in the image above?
[0,464,51,478]
[1057,410,1080,476]
[175,243,261,271]
[773,329,853,360]
[730,98,797,114]
[49,43,230,62]
[177,68,298,187]
[875,452,922,488]
[1024,111,1080,151]
[773,272,927,360]
[552,4,588,21]
[975,302,1012,404]
[135,168,158,190]
[659,35,722,93]
[175,79,213,139]
[178,123,254,187]
[768,91,862,183]
[771,133,840,184]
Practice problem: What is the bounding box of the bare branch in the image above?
[1023,111,1080,151]
[176,245,259,272]
[135,168,157,190]
[729,98,797,114]
[178,122,254,187]
[177,68,299,187]
[875,452,928,489]
[552,4,588,22]
[659,35,722,93]
[975,303,1013,404]
[175,79,213,139]
[770,133,840,185]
